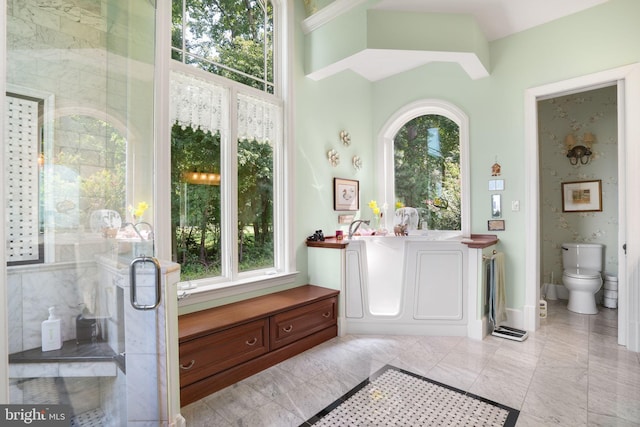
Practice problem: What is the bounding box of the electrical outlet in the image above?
[512,200,520,211]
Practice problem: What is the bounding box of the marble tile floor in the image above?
[182,301,640,426]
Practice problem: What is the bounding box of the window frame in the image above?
[377,99,470,237]
[171,0,275,93]
[162,0,296,304]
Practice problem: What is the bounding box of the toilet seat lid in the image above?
[564,268,601,279]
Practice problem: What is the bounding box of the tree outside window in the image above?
[170,0,280,283]
[394,115,461,231]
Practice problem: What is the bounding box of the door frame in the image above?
[524,63,640,352]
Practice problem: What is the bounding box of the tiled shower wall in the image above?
[7,0,129,350]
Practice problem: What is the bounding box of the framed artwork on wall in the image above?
[561,180,602,212]
[334,178,359,211]
[488,219,505,231]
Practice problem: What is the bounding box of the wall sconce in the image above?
[565,132,595,165]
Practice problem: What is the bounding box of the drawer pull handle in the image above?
[322,312,331,318]
[283,325,293,333]
[246,337,258,346]
[180,360,195,370]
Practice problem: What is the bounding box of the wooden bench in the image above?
[178,284,339,406]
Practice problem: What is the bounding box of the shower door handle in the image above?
[129,256,162,310]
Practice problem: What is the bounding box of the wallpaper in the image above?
[538,85,618,289]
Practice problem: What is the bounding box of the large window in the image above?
[379,100,469,236]
[170,0,284,286]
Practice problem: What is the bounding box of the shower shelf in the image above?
[9,340,121,378]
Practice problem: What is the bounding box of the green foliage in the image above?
[52,116,127,226]
[170,0,276,280]
[394,115,461,231]
[237,139,274,272]
[172,0,273,91]
[82,168,126,213]
[171,126,222,278]
[171,126,275,280]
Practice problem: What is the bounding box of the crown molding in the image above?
[301,0,368,34]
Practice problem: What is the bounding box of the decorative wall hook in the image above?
[352,155,362,171]
[491,157,501,176]
[339,130,351,146]
[327,149,339,167]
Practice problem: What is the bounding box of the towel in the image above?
[490,252,508,326]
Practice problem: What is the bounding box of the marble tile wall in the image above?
[6,0,132,355]
[8,262,89,353]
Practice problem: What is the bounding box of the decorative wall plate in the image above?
[327,148,339,167]
[352,155,362,171]
[340,130,351,146]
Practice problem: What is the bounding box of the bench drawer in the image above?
[270,297,337,350]
[179,319,268,387]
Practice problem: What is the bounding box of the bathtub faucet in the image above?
[348,220,370,239]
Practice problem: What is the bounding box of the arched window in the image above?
[378,100,470,236]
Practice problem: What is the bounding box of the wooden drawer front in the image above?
[179,319,268,387]
[270,297,337,350]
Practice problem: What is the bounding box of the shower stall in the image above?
[2,0,179,424]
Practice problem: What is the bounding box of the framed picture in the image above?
[488,220,505,231]
[334,178,359,211]
[561,180,602,212]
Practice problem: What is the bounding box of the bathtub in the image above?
[343,233,470,336]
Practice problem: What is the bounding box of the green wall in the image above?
[294,0,640,310]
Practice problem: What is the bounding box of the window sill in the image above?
[176,271,300,310]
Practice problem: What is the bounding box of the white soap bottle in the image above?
[41,306,62,352]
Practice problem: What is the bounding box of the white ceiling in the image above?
[307,0,610,82]
[372,0,610,41]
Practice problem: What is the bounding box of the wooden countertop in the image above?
[464,234,499,249]
[178,284,340,342]
[305,237,348,249]
[305,234,498,249]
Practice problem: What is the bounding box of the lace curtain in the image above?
[170,70,229,135]
[237,93,282,146]
[170,70,282,146]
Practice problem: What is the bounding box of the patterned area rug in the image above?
[302,365,519,427]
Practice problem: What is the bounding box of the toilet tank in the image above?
[562,243,603,271]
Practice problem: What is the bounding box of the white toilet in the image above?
[562,243,603,314]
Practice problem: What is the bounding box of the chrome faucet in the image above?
[348,219,370,239]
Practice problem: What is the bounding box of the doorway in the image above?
[538,85,618,306]
[524,64,640,352]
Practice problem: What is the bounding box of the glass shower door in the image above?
[3,0,174,425]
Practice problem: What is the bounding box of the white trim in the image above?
[377,99,471,237]
[167,0,294,295]
[0,0,8,403]
[282,0,297,275]
[524,64,640,353]
[617,79,628,347]
[301,0,368,34]
[155,0,181,424]
[178,271,298,309]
